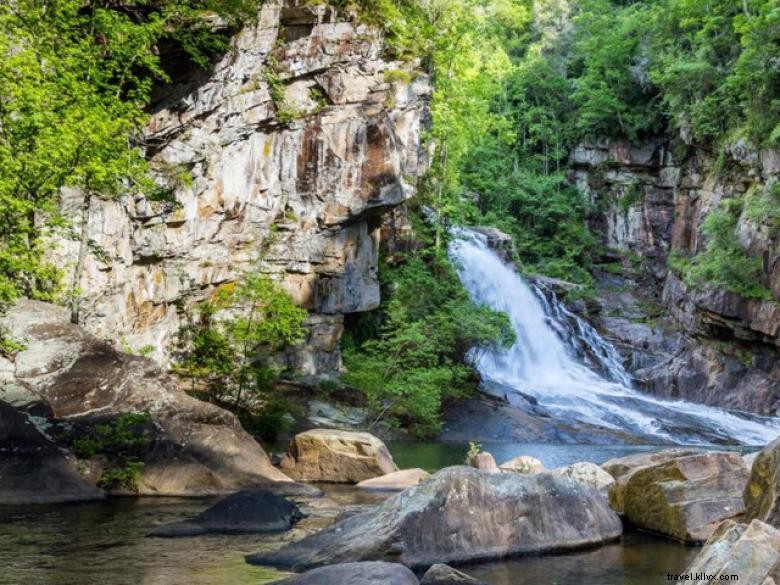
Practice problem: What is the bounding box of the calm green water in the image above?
[0,443,714,585]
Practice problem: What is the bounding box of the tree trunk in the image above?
[70,191,91,325]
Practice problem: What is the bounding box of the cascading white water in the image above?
[449,227,780,445]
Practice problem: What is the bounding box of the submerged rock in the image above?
[419,564,488,585]
[604,449,748,543]
[280,429,399,483]
[744,437,780,527]
[0,300,302,498]
[248,465,622,570]
[356,469,430,491]
[681,519,780,585]
[0,401,104,504]
[269,562,419,585]
[551,462,615,497]
[499,455,545,474]
[149,490,303,537]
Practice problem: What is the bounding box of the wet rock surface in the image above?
[280,429,399,483]
[149,490,303,537]
[248,465,622,570]
[0,300,306,498]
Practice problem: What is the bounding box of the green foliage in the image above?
[0,0,258,308]
[70,412,152,490]
[174,270,307,433]
[466,441,482,461]
[669,198,772,300]
[343,219,514,438]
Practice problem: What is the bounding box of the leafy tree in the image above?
[0,0,259,316]
[174,270,307,424]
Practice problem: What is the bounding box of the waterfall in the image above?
[449,227,780,445]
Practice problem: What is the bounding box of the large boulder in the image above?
[603,449,748,543]
[149,489,303,537]
[744,437,780,526]
[0,300,302,498]
[602,448,705,514]
[0,401,104,504]
[248,466,622,570]
[552,462,615,497]
[357,469,430,491]
[419,564,487,585]
[680,519,780,585]
[269,562,418,585]
[499,455,545,474]
[280,429,398,483]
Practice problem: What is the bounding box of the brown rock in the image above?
[420,563,487,585]
[356,468,430,491]
[744,437,780,527]
[681,519,780,585]
[602,448,702,514]
[0,300,302,498]
[499,455,545,474]
[467,451,498,472]
[282,429,399,483]
[551,462,615,496]
[604,449,748,543]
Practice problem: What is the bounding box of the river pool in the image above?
[0,443,727,585]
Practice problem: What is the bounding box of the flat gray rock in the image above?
[269,562,418,585]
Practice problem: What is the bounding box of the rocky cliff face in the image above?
[52,2,430,375]
[570,139,779,415]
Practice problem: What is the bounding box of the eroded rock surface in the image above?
[682,519,780,585]
[603,449,748,543]
[51,2,430,377]
[744,437,780,527]
[248,466,622,570]
[280,429,398,483]
[551,462,615,496]
[0,300,305,498]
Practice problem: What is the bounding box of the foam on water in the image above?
[449,227,780,445]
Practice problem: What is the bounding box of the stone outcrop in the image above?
[149,489,303,537]
[52,1,430,376]
[551,462,615,496]
[419,564,488,585]
[681,519,780,585]
[499,455,545,474]
[603,449,749,543]
[279,429,398,483]
[0,401,104,505]
[744,437,780,527]
[356,468,430,491]
[248,466,622,570]
[269,562,419,585]
[569,138,779,416]
[602,448,702,514]
[0,300,305,498]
